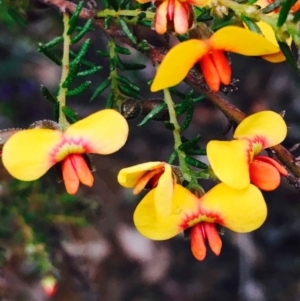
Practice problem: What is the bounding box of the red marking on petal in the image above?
[250,158,280,191]
[133,167,165,194]
[190,223,206,261]
[199,53,221,92]
[210,50,231,86]
[62,156,80,195]
[204,222,222,256]
[167,0,175,20]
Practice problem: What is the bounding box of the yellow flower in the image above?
[134,182,267,261]
[151,26,281,92]
[207,111,288,191]
[118,161,177,217]
[2,109,129,194]
[137,0,211,34]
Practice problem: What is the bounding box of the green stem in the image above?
[96,8,155,19]
[57,12,71,130]
[108,38,122,108]
[163,88,192,182]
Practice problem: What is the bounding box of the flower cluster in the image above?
[118,111,288,261]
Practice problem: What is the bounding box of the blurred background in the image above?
[0,2,300,301]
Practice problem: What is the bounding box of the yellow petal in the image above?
[256,21,286,62]
[207,139,251,189]
[66,109,129,155]
[201,183,267,232]
[210,26,280,56]
[151,40,209,92]
[234,110,287,148]
[135,0,151,3]
[117,162,164,188]
[133,184,199,240]
[154,163,174,217]
[2,129,62,181]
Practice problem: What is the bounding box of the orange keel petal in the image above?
[211,50,231,86]
[62,156,80,195]
[204,222,222,256]
[72,154,94,187]
[199,54,221,92]
[190,224,207,261]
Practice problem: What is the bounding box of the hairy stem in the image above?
[57,12,71,130]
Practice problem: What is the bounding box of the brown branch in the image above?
[39,0,300,178]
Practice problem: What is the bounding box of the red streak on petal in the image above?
[167,0,175,20]
[190,223,206,261]
[62,156,80,195]
[199,54,221,92]
[133,167,165,194]
[204,223,222,256]
[210,50,231,86]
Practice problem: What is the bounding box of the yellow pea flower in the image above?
[134,183,267,261]
[118,161,178,218]
[137,0,211,34]
[2,109,129,194]
[151,26,281,92]
[207,111,288,191]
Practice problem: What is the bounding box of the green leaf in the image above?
[41,85,57,104]
[77,66,102,77]
[120,0,130,9]
[138,102,167,126]
[277,41,300,75]
[261,0,282,13]
[122,62,146,70]
[241,15,262,34]
[109,0,119,11]
[115,45,131,55]
[71,19,93,44]
[62,64,80,88]
[185,156,208,169]
[119,17,137,44]
[66,81,91,96]
[62,106,79,123]
[180,104,194,131]
[37,44,62,66]
[277,0,297,27]
[90,78,111,101]
[117,75,140,92]
[44,36,63,48]
[70,39,91,66]
[167,151,178,164]
[118,83,140,98]
[70,50,95,67]
[186,149,207,156]
[293,9,300,22]
[7,8,26,27]
[137,11,146,21]
[106,92,114,108]
[178,135,201,151]
[97,50,110,57]
[104,16,112,29]
[68,1,84,35]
